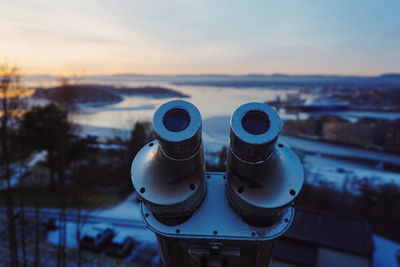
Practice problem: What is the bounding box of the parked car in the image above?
[106,233,134,257]
[79,223,115,252]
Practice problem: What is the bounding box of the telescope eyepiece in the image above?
[132,100,206,225]
[230,102,281,163]
[226,102,304,226]
[153,100,202,160]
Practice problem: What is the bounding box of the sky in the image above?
[0,0,399,76]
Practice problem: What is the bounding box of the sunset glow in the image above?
[1,0,399,76]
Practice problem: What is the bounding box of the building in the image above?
[273,207,372,267]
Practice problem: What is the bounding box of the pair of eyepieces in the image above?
[132,99,303,226]
[154,100,281,163]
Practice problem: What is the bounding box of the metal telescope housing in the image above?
[131,100,206,225]
[227,102,303,226]
[131,100,304,267]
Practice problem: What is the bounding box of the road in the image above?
[3,207,147,229]
[202,115,400,166]
[280,135,400,166]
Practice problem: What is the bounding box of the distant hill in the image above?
[171,74,400,88]
[113,86,189,98]
[33,84,188,106]
[84,74,400,88]
[379,73,400,79]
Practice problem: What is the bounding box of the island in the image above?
[33,84,189,106]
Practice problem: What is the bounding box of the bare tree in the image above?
[33,170,41,267]
[57,140,67,267]
[18,104,69,266]
[128,121,153,158]
[17,166,28,267]
[0,63,24,266]
[72,162,83,267]
[1,61,25,267]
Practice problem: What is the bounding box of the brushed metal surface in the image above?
[141,172,294,241]
[227,142,303,210]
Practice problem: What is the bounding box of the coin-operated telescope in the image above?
[131,100,303,267]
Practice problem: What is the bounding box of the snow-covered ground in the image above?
[96,143,125,150]
[91,194,142,222]
[0,151,47,190]
[373,235,400,267]
[304,154,400,192]
[47,194,157,248]
[44,194,400,267]
[47,220,156,248]
[47,221,82,248]
[27,151,47,167]
[281,135,400,166]
[92,195,156,244]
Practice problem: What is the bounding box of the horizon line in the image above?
[21,72,400,78]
